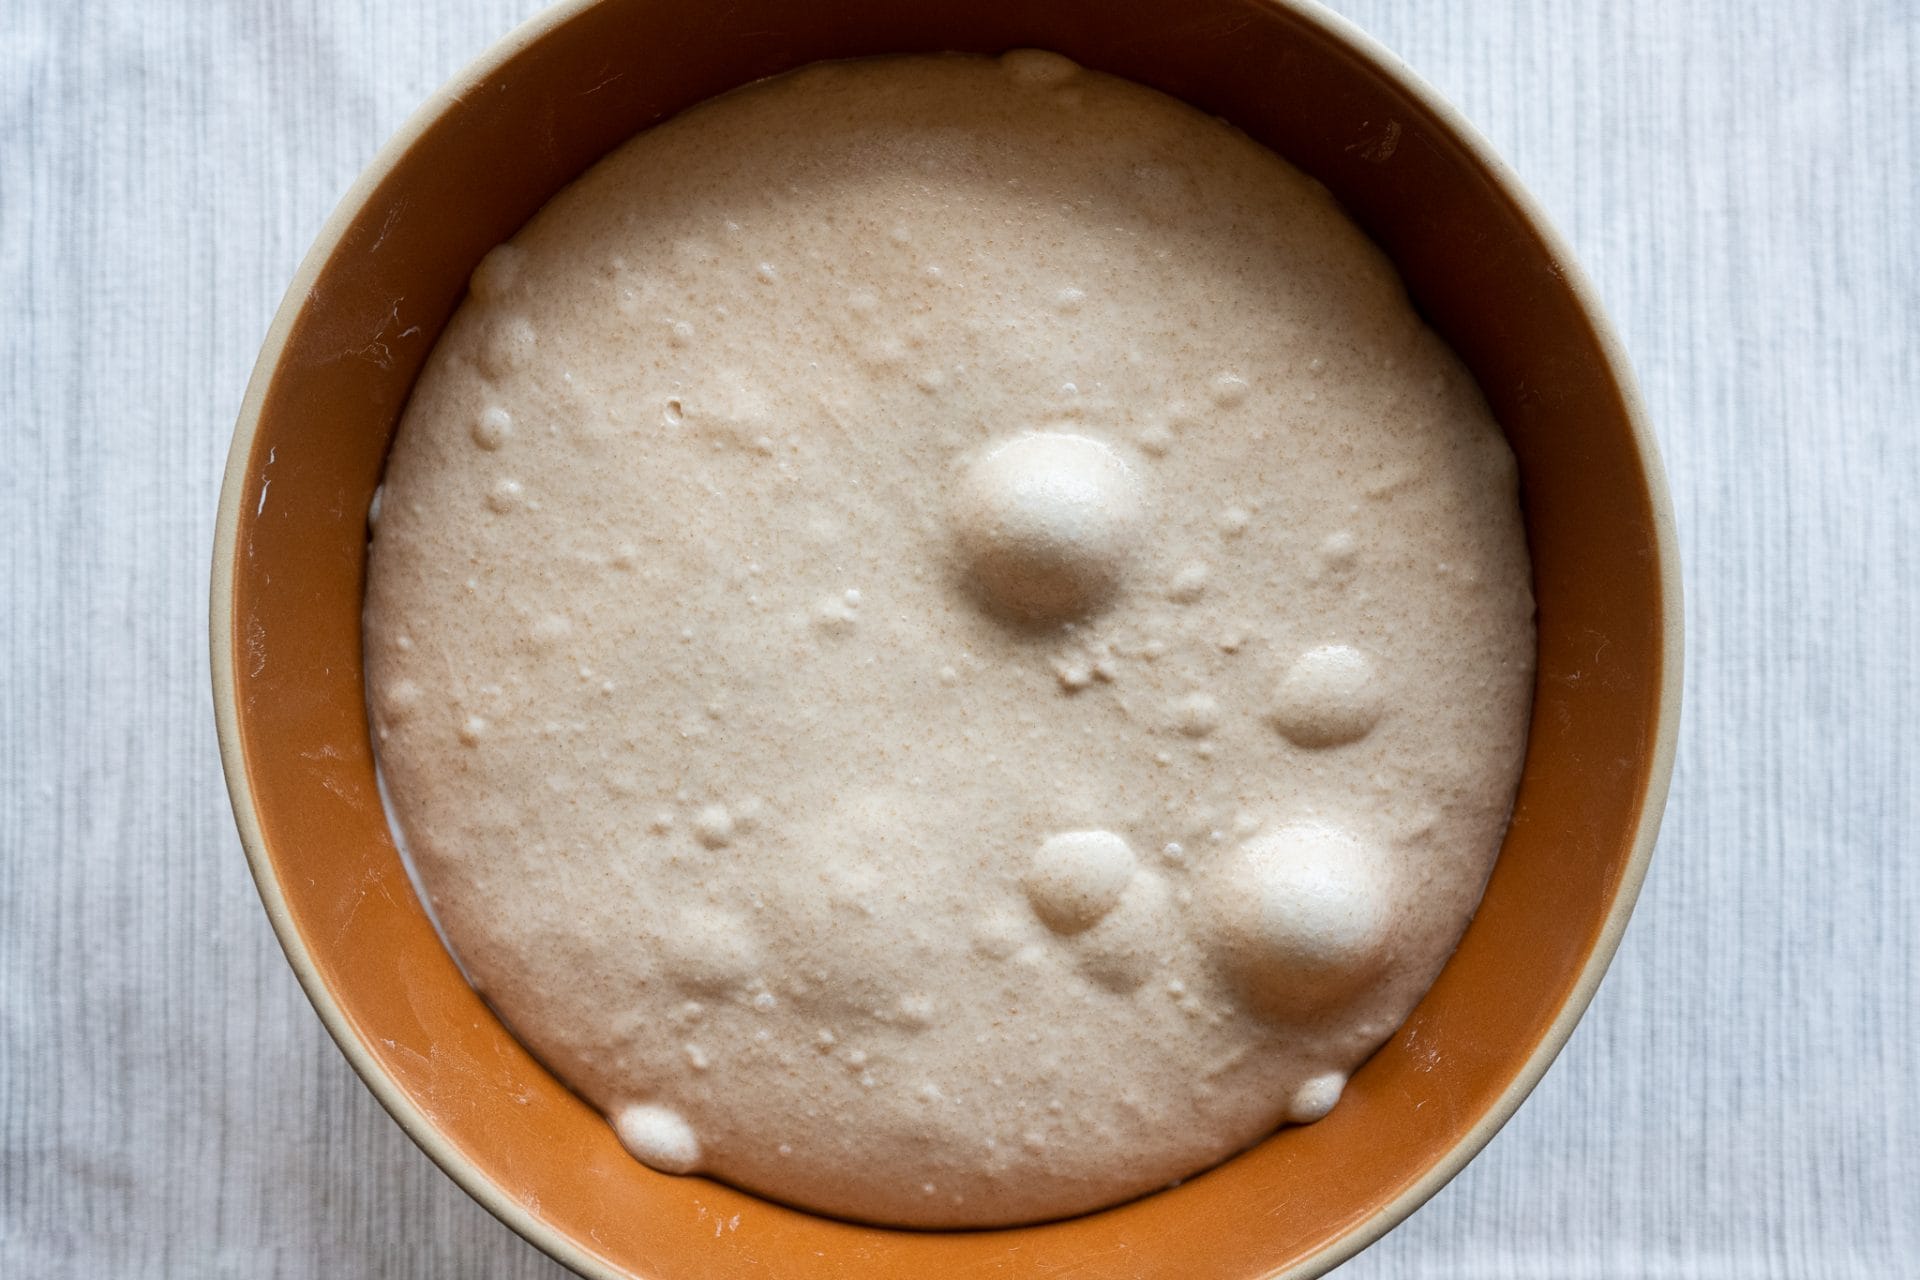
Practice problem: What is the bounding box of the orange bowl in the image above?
[211,1,1681,1276]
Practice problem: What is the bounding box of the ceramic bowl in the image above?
[212,1,1681,1276]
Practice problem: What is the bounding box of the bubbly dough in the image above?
[365,52,1535,1228]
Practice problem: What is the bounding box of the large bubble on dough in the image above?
[951,433,1144,621]
[1198,822,1395,1020]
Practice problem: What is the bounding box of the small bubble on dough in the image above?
[1075,871,1173,993]
[1318,529,1358,571]
[1271,644,1385,747]
[1170,692,1221,737]
[471,406,512,451]
[477,316,537,378]
[1287,1071,1347,1123]
[1000,49,1080,87]
[613,1103,702,1175]
[811,594,858,636]
[468,244,526,303]
[485,479,524,513]
[951,432,1144,621]
[1023,830,1138,934]
[1199,822,1394,1019]
[1053,659,1094,692]
[662,906,761,993]
[971,913,1028,960]
[1168,561,1209,603]
[1209,373,1251,407]
[692,804,735,848]
[382,679,422,722]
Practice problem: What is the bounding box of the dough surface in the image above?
[365,51,1535,1228]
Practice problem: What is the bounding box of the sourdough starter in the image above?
[364,51,1535,1227]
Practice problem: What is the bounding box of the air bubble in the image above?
[951,433,1145,622]
[1209,373,1250,407]
[1000,49,1079,87]
[614,1103,702,1174]
[692,805,735,848]
[1168,561,1209,603]
[1198,823,1394,1019]
[477,316,537,378]
[1170,692,1221,738]
[1074,872,1171,993]
[383,679,422,722]
[471,406,512,451]
[1271,645,1384,747]
[485,479,524,513]
[1023,830,1137,934]
[1318,530,1359,571]
[1288,1072,1346,1123]
[469,244,526,303]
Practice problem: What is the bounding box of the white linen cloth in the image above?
[3,0,1915,1274]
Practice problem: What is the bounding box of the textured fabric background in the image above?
[4,0,1916,1275]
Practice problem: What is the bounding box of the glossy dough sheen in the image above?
[364,52,1536,1228]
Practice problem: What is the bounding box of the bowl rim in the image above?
[211,1,1683,1275]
